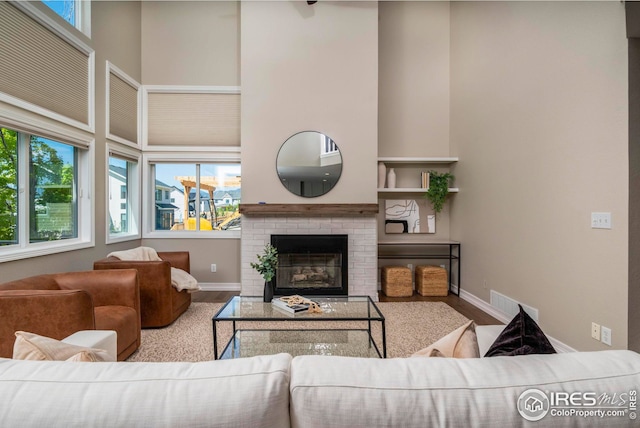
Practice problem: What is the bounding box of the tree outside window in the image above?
[0,128,18,246]
[29,137,76,242]
[1,128,77,245]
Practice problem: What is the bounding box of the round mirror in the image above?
[276,131,343,198]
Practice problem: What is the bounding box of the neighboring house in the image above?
[213,189,241,207]
[107,164,127,233]
[154,179,179,230]
[169,187,185,223]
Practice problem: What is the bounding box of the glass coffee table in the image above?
[212,296,386,359]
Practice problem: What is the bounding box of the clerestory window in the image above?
[41,0,91,37]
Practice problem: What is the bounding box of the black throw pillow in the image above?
[484,304,556,357]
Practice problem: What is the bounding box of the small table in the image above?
[212,296,386,359]
[378,240,461,296]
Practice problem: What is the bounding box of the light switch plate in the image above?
[591,212,612,229]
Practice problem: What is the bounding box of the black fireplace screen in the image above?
[271,234,348,296]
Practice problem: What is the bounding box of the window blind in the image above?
[109,72,138,144]
[146,92,240,147]
[108,149,139,163]
[0,2,90,125]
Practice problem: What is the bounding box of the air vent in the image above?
[490,290,539,322]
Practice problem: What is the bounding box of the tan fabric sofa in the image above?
[94,251,191,328]
[0,270,141,361]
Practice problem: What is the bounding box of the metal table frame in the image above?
[378,241,461,296]
[212,295,386,359]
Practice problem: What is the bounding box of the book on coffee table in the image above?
[271,298,311,314]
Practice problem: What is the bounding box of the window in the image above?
[42,0,75,26]
[0,2,94,131]
[0,125,92,261]
[30,136,77,242]
[143,156,241,237]
[143,87,240,150]
[107,61,140,148]
[107,144,140,243]
[41,0,91,37]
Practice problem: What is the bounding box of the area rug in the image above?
[127,301,469,362]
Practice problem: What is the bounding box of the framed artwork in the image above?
[385,199,435,234]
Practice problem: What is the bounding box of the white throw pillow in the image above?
[13,331,111,362]
[411,320,480,358]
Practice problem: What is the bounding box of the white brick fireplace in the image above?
[241,214,378,300]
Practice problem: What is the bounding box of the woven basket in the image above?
[415,265,448,296]
[381,266,413,297]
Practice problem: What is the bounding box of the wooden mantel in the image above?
[239,203,379,216]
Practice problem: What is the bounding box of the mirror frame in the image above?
[276,131,343,198]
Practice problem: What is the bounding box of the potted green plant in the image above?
[425,171,454,214]
[250,243,279,302]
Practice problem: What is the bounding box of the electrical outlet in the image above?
[601,326,612,346]
[210,264,217,273]
[483,280,488,290]
[407,263,413,271]
[591,322,600,340]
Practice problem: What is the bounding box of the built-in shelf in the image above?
[378,157,458,164]
[377,156,459,194]
[239,203,379,216]
[377,187,459,193]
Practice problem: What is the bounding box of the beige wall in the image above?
[241,1,378,204]
[141,238,240,285]
[377,2,453,244]
[378,1,450,158]
[141,1,240,86]
[450,1,628,350]
[93,0,142,258]
[139,1,241,286]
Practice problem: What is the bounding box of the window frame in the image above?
[142,152,241,239]
[6,1,95,133]
[106,61,141,150]
[106,143,141,244]
[141,85,241,152]
[0,114,94,263]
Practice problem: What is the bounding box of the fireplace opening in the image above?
[271,234,348,296]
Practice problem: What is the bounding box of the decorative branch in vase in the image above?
[250,243,279,302]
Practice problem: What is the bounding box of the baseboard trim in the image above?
[459,289,577,353]
[460,289,511,324]
[198,282,241,292]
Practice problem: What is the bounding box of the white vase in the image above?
[387,168,396,189]
[378,162,386,188]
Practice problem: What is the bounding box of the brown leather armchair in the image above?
[0,269,141,361]
[94,251,192,328]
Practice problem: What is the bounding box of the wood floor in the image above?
[192,291,502,326]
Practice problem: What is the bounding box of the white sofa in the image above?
[0,326,638,427]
